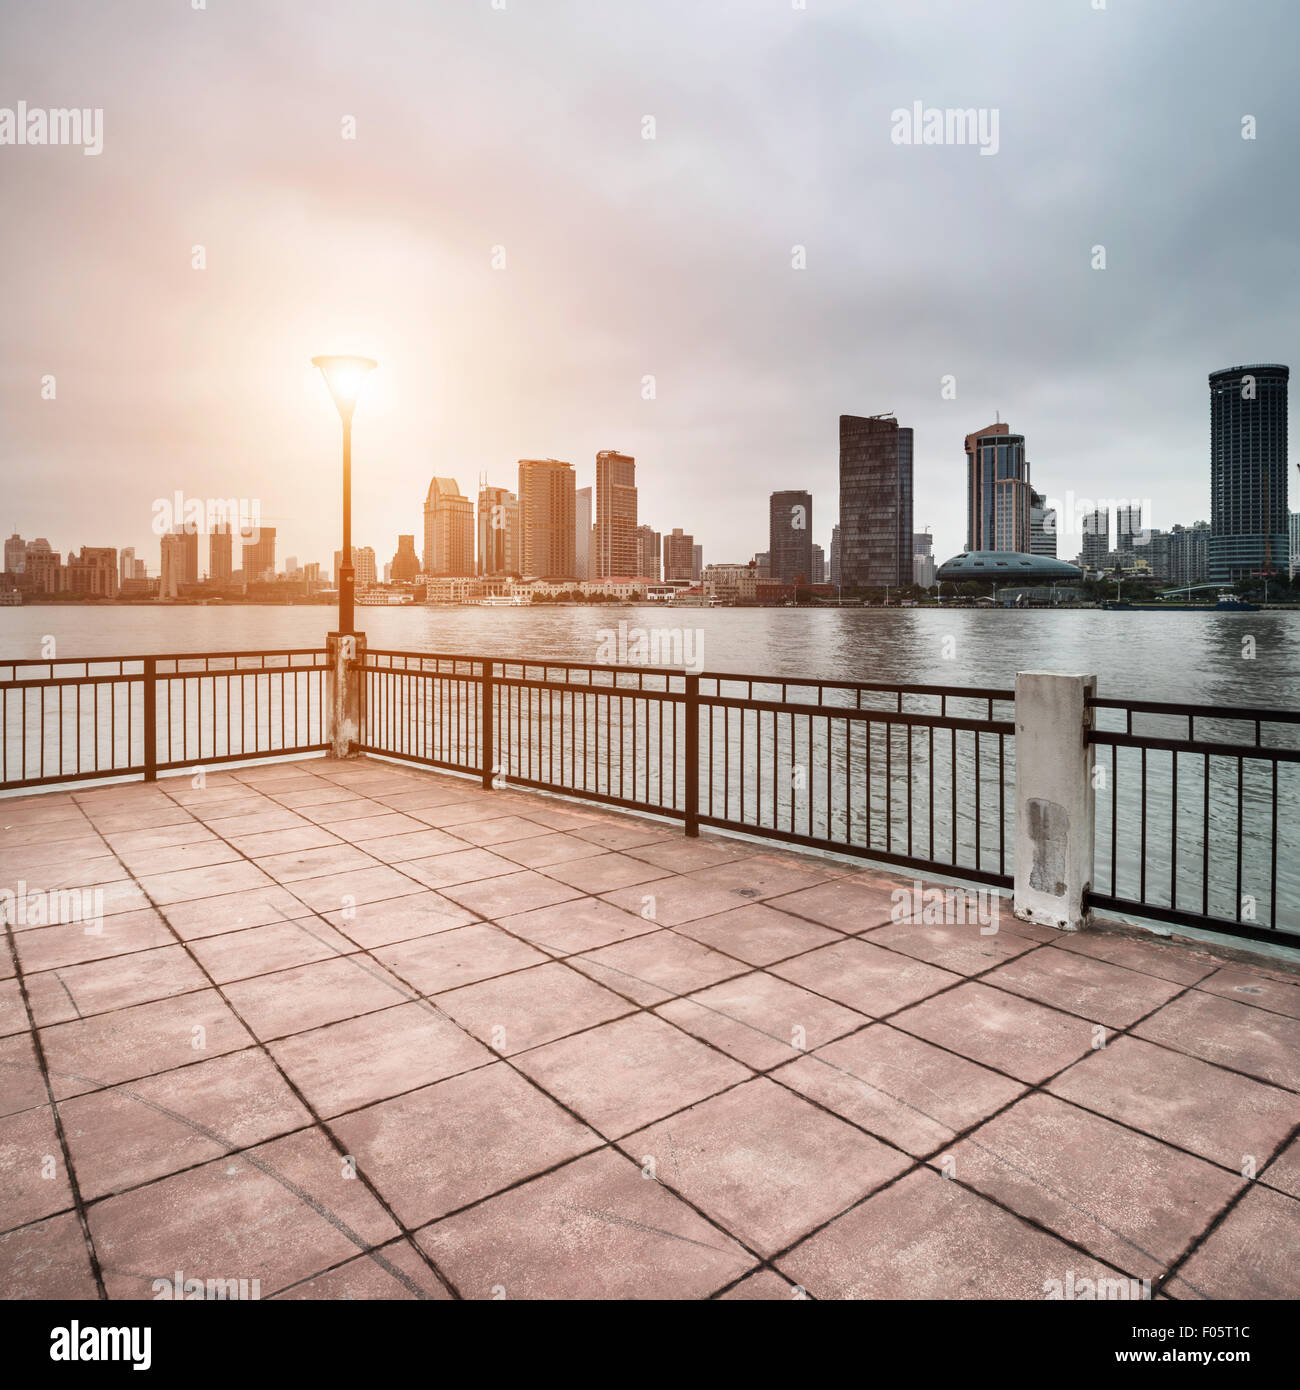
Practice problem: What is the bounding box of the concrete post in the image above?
[325,631,365,760]
[1013,671,1096,932]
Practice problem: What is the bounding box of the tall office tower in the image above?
[574,487,592,581]
[662,528,695,581]
[477,484,520,577]
[65,547,119,598]
[119,547,135,587]
[811,543,826,585]
[964,422,1033,552]
[423,477,475,576]
[517,458,576,578]
[692,544,703,581]
[242,526,276,582]
[829,524,841,587]
[635,525,661,582]
[1116,505,1144,554]
[160,532,188,599]
[3,534,25,574]
[181,529,200,584]
[769,490,813,583]
[839,414,913,587]
[1080,509,1110,569]
[1291,512,1300,580]
[391,535,421,582]
[594,450,638,578]
[1209,364,1290,583]
[1030,490,1057,557]
[209,526,232,583]
[1166,521,1211,587]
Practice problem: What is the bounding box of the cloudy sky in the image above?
[2,0,1297,574]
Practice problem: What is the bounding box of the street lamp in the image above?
[312,354,377,635]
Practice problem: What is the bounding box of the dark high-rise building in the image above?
[839,414,913,588]
[391,534,421,583]
[828,524,841,587]
[209,526,232,583]
[768,490,813,583]
[1208,364,1290,583]
[965,422,1032,553]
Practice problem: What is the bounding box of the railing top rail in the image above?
[1089,695,1300,726]
[702,671,1016,702]
[0,647,329,670]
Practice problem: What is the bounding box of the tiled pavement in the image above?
[1,756,1298,1300]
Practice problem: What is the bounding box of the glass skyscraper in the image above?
[965,423,1032,553]
[838,414,913,588]
[1208,364,1289,583]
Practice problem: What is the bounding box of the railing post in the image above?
[684,673,700,837]
[143,657,157,782]
[480,660,495,790]
[325,631,365,759]
[1013,671,1096,932]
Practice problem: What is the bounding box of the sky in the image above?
[2,0,1298,575]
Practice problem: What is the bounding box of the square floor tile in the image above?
[658,971,865,1070]
[13,908,174,973]
[289,866,426,913]
[772,938,959,1017]
[187,918,357,984]
[25,945,209,1025]
[1165,1186,1300,1299]
[496,899,656,956]
[434,961,633,1055]
[891,980,1095,1084]
[136,859,276,905]
[620,1078,911,1256]
[940,1092,1243,1278]
[494,832,608,869]
[0,1212,98,1299]
[779,1166,1117,1299]
[160,885,313,939]
[87,1126,400,1298]
[537,852,675,894]
[436,870,583,918]
[673,903,841,966]
[514,1013,751,1138]
[765,876,909,933]
[572,931,747,1005]
[416,1148,753,1299]
[1134,990,1300,1090]
[0,1106,74,1230]
[273,1238,452,1300]
[1195,967,1300,1021]
[980,947,1184,1028]
[0,1032,51,1117]
[863,917,1041,976]
[1048,1034,1299,1170]
[374,923,549,995]
[600,876,756,927]
[59,1048,312,1199]
[267,1000,494,1117]
[772,1023,1026,1156]
[330,1062,597,1227]
[1056,929,1220,986]
[223,955,413,1040]
[320,891,474,949]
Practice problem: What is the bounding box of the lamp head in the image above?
[312,355,377,422]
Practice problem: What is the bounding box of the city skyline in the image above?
[4,2,1298,574]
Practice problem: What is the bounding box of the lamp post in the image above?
[312,355,377,635]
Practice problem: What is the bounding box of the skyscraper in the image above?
[574,486,592,581]
[829,524,841,588]
[181,529,199,585]
[636,525,661,582]
[1208,364,1290,583]
[209,526,232,584]
[839,413,913,588]
[518,459,576,578]
[423,478,475,576]
[118,547,135,587]
[811,543,825,585]
[5,534,26,573]
[242,526,276,582]
[391,535,421,582]
[477,484,520,577]
[769,490,813,583]
[965,422,1032,553]
[663,528,694,582]
[594,450,638,578]
[1080,509,1109,570]
[160,532,187,599]
[692,544,703,581]
[1116,505,1144,554]
[1030,490,1057,557]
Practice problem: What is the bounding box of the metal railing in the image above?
[1088,696,1300,942]
[0,650,329,789]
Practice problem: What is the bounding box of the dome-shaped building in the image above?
[935,550,1083,583]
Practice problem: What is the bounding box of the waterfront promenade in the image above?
[2,755,1298,1299]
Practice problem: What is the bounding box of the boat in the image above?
[1102,590,1260,612]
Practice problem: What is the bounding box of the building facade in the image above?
[209,527,232,584]
[1208,364,1290,583]
[1030,490,1057,557]
[635,525,661,583]
[391,534,421,583]
[518,459,576,578]
[423,477,475,577]
[839,413,913,588]
[477,484,520,577]
[1080,509,1109,570]
[241,526,275,583]
[663,528,695,582]
[594,451,638,579]
[768,490,813,583]
[965,422,1032,553]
